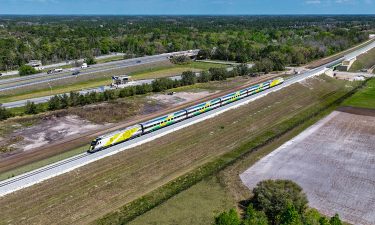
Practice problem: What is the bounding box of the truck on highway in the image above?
[81,63,88,68]
[47,68,63,74]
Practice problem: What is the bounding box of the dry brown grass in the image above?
[0,76,353,225]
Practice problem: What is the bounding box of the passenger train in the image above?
[88,77,284,153]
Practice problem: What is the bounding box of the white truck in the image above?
[81,63,88,68]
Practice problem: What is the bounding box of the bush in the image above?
[85,56,97,65]
[209,67,228,81]
[181,71,197,86]
[19,65,37,76]
[170,55,191,65]
[151,78,176,92]
[197,71,211,83]
[48,95,61,110]
[24,101,38,114]
[252,180,308,223]
[0,104,12,121]
[214,209,241,225]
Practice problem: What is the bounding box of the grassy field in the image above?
[0,62,225,104]
[349,48,375,72]
[0,75,359,225]
[129,177,235,225]
[128,102,338,225]
[342,78,375,109]
[96,55,125,64]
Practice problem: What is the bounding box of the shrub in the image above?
[0,104,12,120]
[214,209,241,225]
[24,101,38,114]
[252,180,308,223]
[19,65,37,76]
[181,71,197,86]
[170,55,191,65]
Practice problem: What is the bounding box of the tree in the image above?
[197,49,210,60]
[319,217,330,225]
[181,71,197,85]
[197,71,211,83]
[24,101,38,114]
[19,65,37,76]
[243,204,269,225]
[48,95,61,110]
[209,67,228,81]
[252,180,308,224]
[0,104,12,121]
[170,55,191,65]
[85,56,96,65]
[280,202,303,225]
[329,214,342,225]
[236,64,249,76]
[303,209,323,225]
[214,209,240,225]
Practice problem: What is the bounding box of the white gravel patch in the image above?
[240,111,375,225]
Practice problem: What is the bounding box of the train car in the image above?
[221,88,248,105]
[87,77,285,153]
[186,98,221,117]
[270,77,284,87]
[140,109,187,133]
[88,124,143,153]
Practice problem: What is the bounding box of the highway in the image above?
[0,41,374,197]
[2,75,183,108]
[0,50,199,92]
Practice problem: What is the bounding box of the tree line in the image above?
[0,16,373,71]
[214,180,343,225]
[0,64,251,120]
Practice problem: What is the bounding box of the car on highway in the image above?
[136,60,141,63]
[72,70,80,75]
[0,73,2,76]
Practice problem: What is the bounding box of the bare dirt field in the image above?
[148,91,216,106]
[12,115,101,152]
[0,76,357,225]
[240,110,375,225]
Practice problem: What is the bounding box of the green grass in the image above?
[96,55,125,64]
[129,177,235,225]
[0,76,112,103]
[0,144,89,181]
[0,62,226,104]
[349,47,375,72]
[95,78,364,225]
[342,78,375,109]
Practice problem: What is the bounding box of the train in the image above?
[88,77,284,153]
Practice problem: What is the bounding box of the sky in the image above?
[0,0,374,15]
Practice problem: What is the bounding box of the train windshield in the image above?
[90,140,97,146]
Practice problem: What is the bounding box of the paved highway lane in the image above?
[0,50,199,91]
[2,75,183,108]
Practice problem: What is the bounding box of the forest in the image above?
[0,15,374,71]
